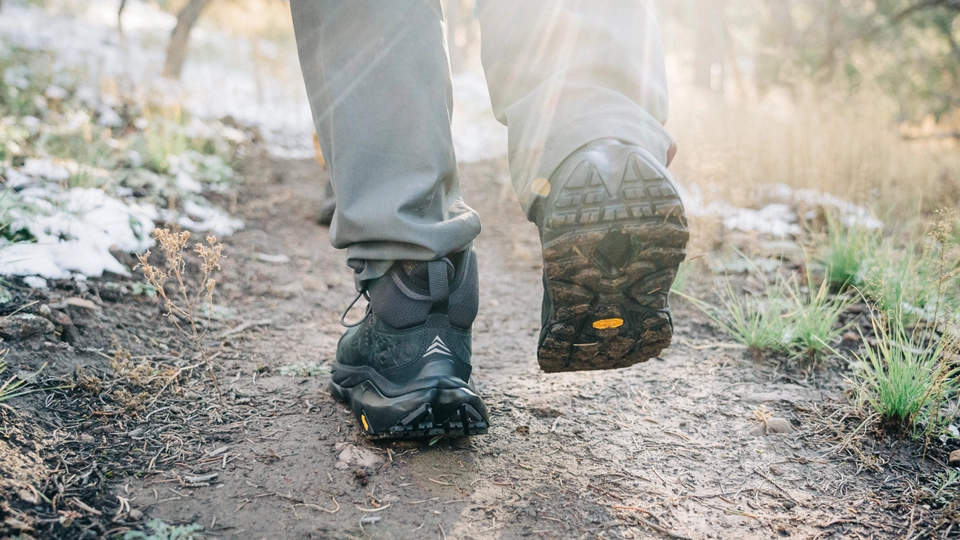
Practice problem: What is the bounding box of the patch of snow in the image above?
[21,159,69,181]
[43,84,68,100]
[175,171,203,194]
[177,200,244,237]
[22,276,47,289]
[677,182,882,238]
[97,106,123,127]
[0,185,155,279]
[721,203,802,238]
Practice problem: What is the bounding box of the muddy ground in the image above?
[1,155,958,539]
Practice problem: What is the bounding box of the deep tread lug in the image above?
[537,146,688,373]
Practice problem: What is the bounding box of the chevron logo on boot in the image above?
[423,336,452,358]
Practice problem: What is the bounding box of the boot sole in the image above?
[330,378,489,439]
[538,148,688,372]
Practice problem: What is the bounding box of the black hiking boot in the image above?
[329,249,490,439]
[533,139,689,372]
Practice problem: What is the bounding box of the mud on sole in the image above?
[538,150,689,373]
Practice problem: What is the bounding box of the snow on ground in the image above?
[678,182,883,237]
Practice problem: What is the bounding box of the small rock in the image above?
[128,509,144,521]
[0,313,55,341]
[749,417,796,436]
[98,282,126,302]
[950,449,960,466]
[0,285,13,305]
[47,310,73,328]
[334,443,383,470]
[63,297,99,310]
[841,331,860,344]
[79,434,95,443]
[17,488,38,504]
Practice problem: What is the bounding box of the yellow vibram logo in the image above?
[361,414,370,431]
[592,318,624,329]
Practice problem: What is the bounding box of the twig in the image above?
[216,319,273,340]
[355,503,391,512]
[611,505,654,515]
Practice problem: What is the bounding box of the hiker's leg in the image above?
[479,0,687,372]
[290,0,480,287]
[477,0,676,217]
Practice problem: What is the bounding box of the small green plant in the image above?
[817,215,880,291]
[922,470,960,507]
[680,279,790,359]
[682,261,852,361]
[0,351,52,409]
[670,260,692,295]
[139,107,191,173]
[861,242,936,321]
[124,518,204,540]
[782,271,854,359]
[0,352,29,406]
[851,310,958,435]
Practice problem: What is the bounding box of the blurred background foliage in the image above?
[43,0,959,125]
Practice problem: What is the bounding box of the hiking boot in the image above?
[532,139,689,372]
[329,249,490,438]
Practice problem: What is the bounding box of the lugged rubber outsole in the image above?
[537,147,689,373]
[330,378,489,439]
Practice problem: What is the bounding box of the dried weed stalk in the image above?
[137,228,224,398]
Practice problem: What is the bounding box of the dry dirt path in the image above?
[127,157,903,540]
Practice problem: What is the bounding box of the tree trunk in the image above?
[118,0,127,33]
[162,0,215,80]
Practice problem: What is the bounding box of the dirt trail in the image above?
[104,156,914,540]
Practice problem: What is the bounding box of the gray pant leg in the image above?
[478,0,676,218]
[290,0,481,286]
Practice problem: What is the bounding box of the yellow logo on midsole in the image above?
[592,318,624,329]
[361,414,370,431]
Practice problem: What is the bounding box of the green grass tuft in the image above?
[782,273,854,359]
[851,311,958,435]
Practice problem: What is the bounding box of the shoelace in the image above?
[340,289,371,328]
[338,258,456,328]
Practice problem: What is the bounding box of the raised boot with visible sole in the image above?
[534,139,689,372]
[329,250,490,439]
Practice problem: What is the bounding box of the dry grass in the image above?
[668,87,960,223]
[137,228,224,398]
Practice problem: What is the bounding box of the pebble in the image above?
[950,449,960,466]
[17,489,37,505]
[749,417,796,436]
[0,313,55,341]
[47,310,73,328]
[128,509,144,521]
[98,282,126,302]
